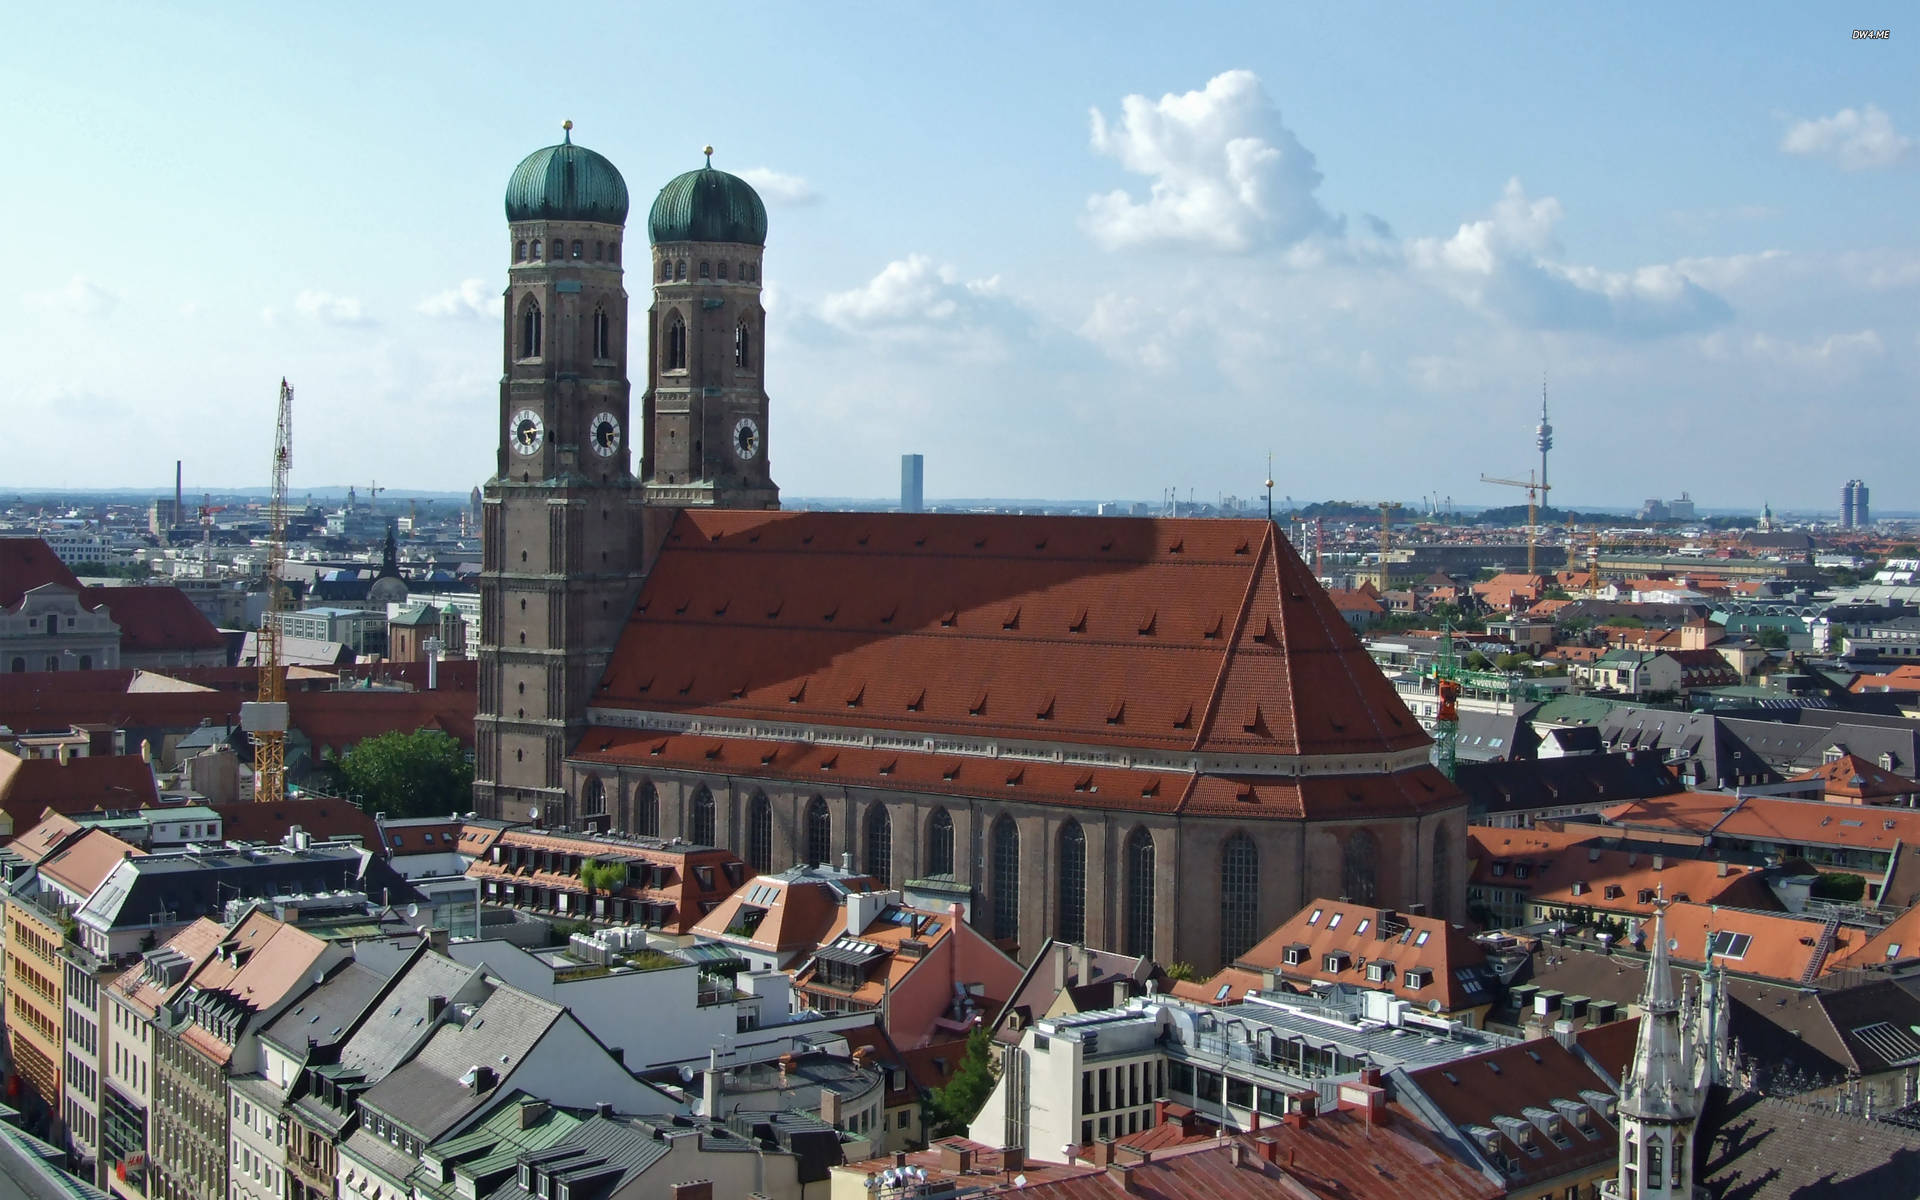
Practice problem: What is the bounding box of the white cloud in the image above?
[818,254,1006,336]
[1736,328,1885,368]
[1406,179,1731,336]
[25,275,121,315]
[1085,69,1336,252]
[1781,104,1914,170]
[416,279,501,321]
[294,290,372,326]
[737,167,818,206]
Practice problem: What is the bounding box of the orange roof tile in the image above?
[594,511,1428,762]
[1789,754,1920,802]
[0,750,159,836]
[1604,792,1920,855]
[1237,898,1491,1011]
[111,917,226,1019]
[692,870,875,954]
[177,912,331,1063]
[39,828,144,898]
[81,585,225,653]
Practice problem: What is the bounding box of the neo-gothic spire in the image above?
[1622,896,1695,1122]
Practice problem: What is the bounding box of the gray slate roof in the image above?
[1698,1086,1920,1198]
[360,979,563,1141]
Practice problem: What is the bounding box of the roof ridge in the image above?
[1189,525,1271,752]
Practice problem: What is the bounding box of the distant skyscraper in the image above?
[901,453,924,513]
[1842,479,1870,529]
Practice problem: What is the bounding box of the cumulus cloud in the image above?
[1085,69,1337,252]
[416,279,501,320]
[1781,104,1914,170]
[819,255,1003,331]
[737,167,818,206]
[294,290,373,326]
[25,275,122,315]
[1406,179,1731,336]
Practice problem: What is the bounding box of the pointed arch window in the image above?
[689,785,716,847]
[734,320,752,370]
[806,795,832,867]
[1221,833,1259,963]
[1124,827,1156,957]
[699,260,711,279]
[664,313,687,371]
[570,240,582,259]
[530,239,543,260]
[635,781,659,838]
[515,241,527,262]
[519,300,542,359]
[659,260,672,283]
[675,260,687,280]
[864,805,892,886]
[1343,829,1379,905]
[580,775,606,819]
[1647,1138,1664,1186]
[717,261,728,280]
[991,816,1020,942]
[1058,821,1086,945]
[592,308,611,360]
[926,808,954,877]
[746,791,772,873]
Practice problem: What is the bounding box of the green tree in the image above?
[927,1027,1000,1138]
[1162,962,1197,982]
[1756,627,1790,650]
[579,858,629,893]
[333,728,473,818]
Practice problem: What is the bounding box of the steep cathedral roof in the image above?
[590,510,1430,763]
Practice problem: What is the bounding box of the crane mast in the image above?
[1479,471,1551,577]
[244,379,294,804]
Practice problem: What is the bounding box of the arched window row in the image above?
[990,817,1020,943]
[1220,834,1259,964]
[926,808,954,878]
[1058,821,1086,946]
[662,313,687,371]
[1343,829,1379,906]
[634,781,659,838]
[805,795,832,867]
[519,300,543,359]
[517,239,619,265]
[580,775,606,819]
[655,259,755,283]
[592,308,611,361]
[688,785,716,847]
[746,792,772,874]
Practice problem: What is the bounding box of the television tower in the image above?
[1536,375,1553,503]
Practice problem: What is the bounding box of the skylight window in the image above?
[1355,919,1370,935]
[1327,913,1343,930]
[1307,908,1323,925]
[1708,931,1752,960]
[1415,930,1431,947]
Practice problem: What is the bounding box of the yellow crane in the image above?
[243,379,294,804]
[1480,471,1551,577]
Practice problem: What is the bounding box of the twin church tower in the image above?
[475,126,779,822]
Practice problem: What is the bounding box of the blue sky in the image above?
[4,4,1913,512]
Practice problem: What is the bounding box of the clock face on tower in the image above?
[510,408,544,456]
[732,417,761,461]
[590,411,621,457]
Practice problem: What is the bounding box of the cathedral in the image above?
[474,126,1466,971]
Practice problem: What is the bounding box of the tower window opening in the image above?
[515,241,527,262]
[594,241,603,261]
[520,300,543,359]
[734,321,752,370]
[717,261,728,281]
[699,261,711,279]
[664,313,687,371]
[531,239,542,260]
[609,243,619,264]
[675,260,687,280]
[571,240,582,259]
[593,308,611,360]
[659,260,671,283]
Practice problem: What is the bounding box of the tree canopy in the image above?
[927,1026,1000,1137]
[329,728,472,818]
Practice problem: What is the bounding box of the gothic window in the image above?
[689,785,716,846]
[1430,824,1451,920]
[592,308,610,360]
[519,300,543,359]
[571,240,582,259]
[675,260,687,280]
[1220,834,1259,963]
[610,243,619,264]
[636,780,659,837]
[1124,827,1156,957]
[531,239,542,260]
[865,805,892,886]
[1647,1138,1663,1185]
[593,241,603,261]
[746,791,772,873]
[806,795,832,866]
[1670,1133,1684,1183]
[926,808,954,877]
[717,261,727,280]
[659,260,671,282]
[515,241,526,261]
[699,261,711,279]
[1342,829,1379,905]
[990,816,1020,942]
[734,320,752,370]
[1057,821,1086,945]
[664,313,687,371]
[580,775,606,818]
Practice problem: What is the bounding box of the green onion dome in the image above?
[648,148,767,246]
[504,122,629,225]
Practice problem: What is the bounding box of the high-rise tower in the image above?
[640,149,780,515]
[475,124,647,825]
[1536,376,1553,503]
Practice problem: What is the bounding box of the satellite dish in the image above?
[1669,938,1679,951]
[1428,998,1443,1013]
[1013,1174,1028,1188]
[527,806,540,822]
[405,904,419,919]
[677,1065,695,1084]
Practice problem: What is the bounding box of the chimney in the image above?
[938,1143,974,1174]
[1071,942,1091,984]
[517,1097,550,1129]
[1653,854,1665,872]
[595,1101,614,1117]
[1089,1140,1114,1167]
[1228,1141,1248,1168]
[1255,1137,1280,1163]
[670,1184,713,1200]
[1717,860,1730,877]
[1154,1099,1170,1128]
[1000,1147,1024,1173]
[1105,1163,1138,1193]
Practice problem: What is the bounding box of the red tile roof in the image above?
[1789,753,1920,802]
[1237,898,1491,1011]
[594,511,1428,761]
[1603,792,1920,855]
[0,750,160,836]
[177,912,331,1063]
[0,537,82,608]
[38,828,144,898]
[82,585,225,654]
[1406,1037,1619,1190]
[213,797,381,847]
[692,870,875,955]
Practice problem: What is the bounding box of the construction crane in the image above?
[1479,471,1551,576]
[243,380,294,805]
[1432,625,1463,781]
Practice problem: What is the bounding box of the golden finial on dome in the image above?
[704,145,714,166]
[562,119,574,143]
